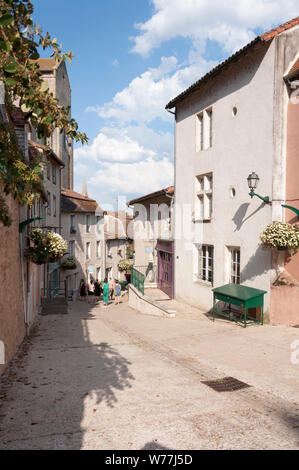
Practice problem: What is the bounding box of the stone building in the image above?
[0,91,47,375]
[28,141,64,296]
[166,17,299,324]
[128,187,174,296]
[61,188,105,296]
[36,59,73,190]
[104,211,133,282]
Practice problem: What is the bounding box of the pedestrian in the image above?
[94,279,102,304]
[109,277,115,300]
[88,279,95,304]
[114,280,121,305]
[102,278,110,307]
[78,279,87,301]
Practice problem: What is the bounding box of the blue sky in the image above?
[33,0,299,209]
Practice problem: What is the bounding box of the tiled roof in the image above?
[166,16,299,109]
[260,16,299,41]
[128,186,175,206]
[36,58,57,72]
[286,58,299,76]
[29,141,64,167]
[61,188,99,214]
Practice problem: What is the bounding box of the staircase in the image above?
[41,281,69,315]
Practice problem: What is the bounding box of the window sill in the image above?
[194,278,213,287]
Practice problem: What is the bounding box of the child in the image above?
[102,278,110,307]
[114,280,121,305]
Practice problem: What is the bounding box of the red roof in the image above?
[128,186,175,205]
[36,59,57,72]
[29,140,64,167]
[260,16,299,41]
[61,188,100,214]
[166,16,299,109]
[287,58,299,76]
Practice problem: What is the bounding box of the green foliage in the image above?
[0,0,88,226]
[0,120,43,225]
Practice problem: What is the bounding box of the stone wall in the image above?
[0,194,25,376]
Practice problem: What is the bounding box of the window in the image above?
[53,195,56,217]
[206,108,213,148]
[47,192,51,216]
[96,267,101,280]
[198,245,214,284]
[195,173,213,221]
[69,241,75,258]
[107,243,112,257]
[52,165,56,184]
[230,248,241,284]
[70,215,76,233]
[196,107,213,151]
[196,113,204,152]
[86,215,91,233]
[96,241,101,258]
[86,242,91,260]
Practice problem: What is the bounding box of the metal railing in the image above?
[43,281,68,300]
[131,267,145,296]
[133,265,157,284]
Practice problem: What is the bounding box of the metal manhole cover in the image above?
[201,376,251,392]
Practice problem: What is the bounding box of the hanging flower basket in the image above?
[260,222,299,254]
[118,259,133,273]
[25,228,67,265]
[60,257,77,270]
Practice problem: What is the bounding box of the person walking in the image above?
[109,277,115,301]
[87,279,95,304]
[94,279,102,304]
[78,279,87,301]
[102,278,110,307]
[114,280,121,305]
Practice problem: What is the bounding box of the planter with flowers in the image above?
[260,221,299,255]
[118,259,133,283]
[25,228,67,265]
[60,257,77,270]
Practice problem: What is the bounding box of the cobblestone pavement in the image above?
[0,299,298,450]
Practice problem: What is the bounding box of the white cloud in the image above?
[131,0,299,57]
[89,156,174,194]
[75,129,156,163]
[87,55,216,124]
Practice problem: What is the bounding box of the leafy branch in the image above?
[0,0,88,226]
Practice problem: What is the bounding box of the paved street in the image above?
[0,298,298,450]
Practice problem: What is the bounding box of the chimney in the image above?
[82,178,88,198]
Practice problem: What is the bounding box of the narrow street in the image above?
[0,299,298,450]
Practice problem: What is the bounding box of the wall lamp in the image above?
[247,172,299,219]
[247,172,270,204]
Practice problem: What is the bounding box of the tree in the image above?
[0,0,88,226]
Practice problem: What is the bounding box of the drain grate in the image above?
[202,376,251,392]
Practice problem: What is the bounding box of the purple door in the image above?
[158,250,174,299]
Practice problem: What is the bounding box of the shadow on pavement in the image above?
[0,299,135,449]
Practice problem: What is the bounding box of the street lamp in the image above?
[247,172,270,204]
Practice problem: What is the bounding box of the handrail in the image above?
[131,267,145,295]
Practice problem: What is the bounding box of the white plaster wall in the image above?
[174,41,276,316]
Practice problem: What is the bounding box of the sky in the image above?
[33,0,299,210]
